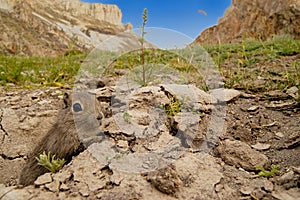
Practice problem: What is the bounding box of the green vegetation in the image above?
[36,151,66,173]
[123,111,132,123]
[163,94,181,117]
[0,53,86,88]
[256,165,280,178]
[204,37,300,92]
[0,37,299,95]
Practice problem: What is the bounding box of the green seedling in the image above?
[123,112,133,123]
[163,95,181,117]
[256,165,279,178]
[36,151,66,173]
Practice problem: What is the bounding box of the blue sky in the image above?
[81,0,231,39]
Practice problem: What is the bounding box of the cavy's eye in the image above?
[73,103,83,112]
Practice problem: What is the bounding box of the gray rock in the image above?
[53,169,72,183]
[34,173,52,186]
[45,180,60,192]
[210,89,241,103]
[278,171,295,184]
[217,139,269,171]
[286,86,299,99]
[160,84,211,105]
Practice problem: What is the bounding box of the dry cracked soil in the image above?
[0,74,299,200]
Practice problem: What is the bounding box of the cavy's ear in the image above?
[63,92,71,108]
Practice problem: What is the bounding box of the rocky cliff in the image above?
[0,0,133,56]
[194,0,300,44]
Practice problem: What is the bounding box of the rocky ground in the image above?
[0,74,299,200]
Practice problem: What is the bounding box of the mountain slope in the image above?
[0,0,132,56]
[194,0,300,44]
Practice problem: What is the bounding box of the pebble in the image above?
[240,186,253,195]
[263,180,274,192]
[251,143,271,150]
[34,173,53,186]
[45,180,60,192]
[60,183,70,191]
[247,106,259,112]
[53,170,72,183]
[278,171,294,184]
[275,132,284,138]
[286,86,298,95]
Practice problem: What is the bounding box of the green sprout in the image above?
[36,151,66,173]
[256,165,279,178]
[123,112,133,123]
[163,95,181,116]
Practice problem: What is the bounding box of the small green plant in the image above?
[36,151,66,173]
[139,8,148,86]
[163,94,181,116]
[123,112,132,123]
[256,165,279,178]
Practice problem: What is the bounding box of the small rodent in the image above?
[19,92,102,186]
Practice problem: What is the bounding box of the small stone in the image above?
[215,183,223,192]
[251,143,271,150]
[53,170,72,183]
[210,88,241,103]
[45,180,60,192]
[60,183,70,191]
[263,180,274,192]
[34,173,52,186]
[240,186,253,195]
[286,86,298,95]
[275,132,284,138]
[278,171,294,184]
[247,106,259,112]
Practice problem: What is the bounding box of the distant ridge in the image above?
[193,0,300,44]
[0,0,133,56]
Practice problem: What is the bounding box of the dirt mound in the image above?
[0,79,299,199]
